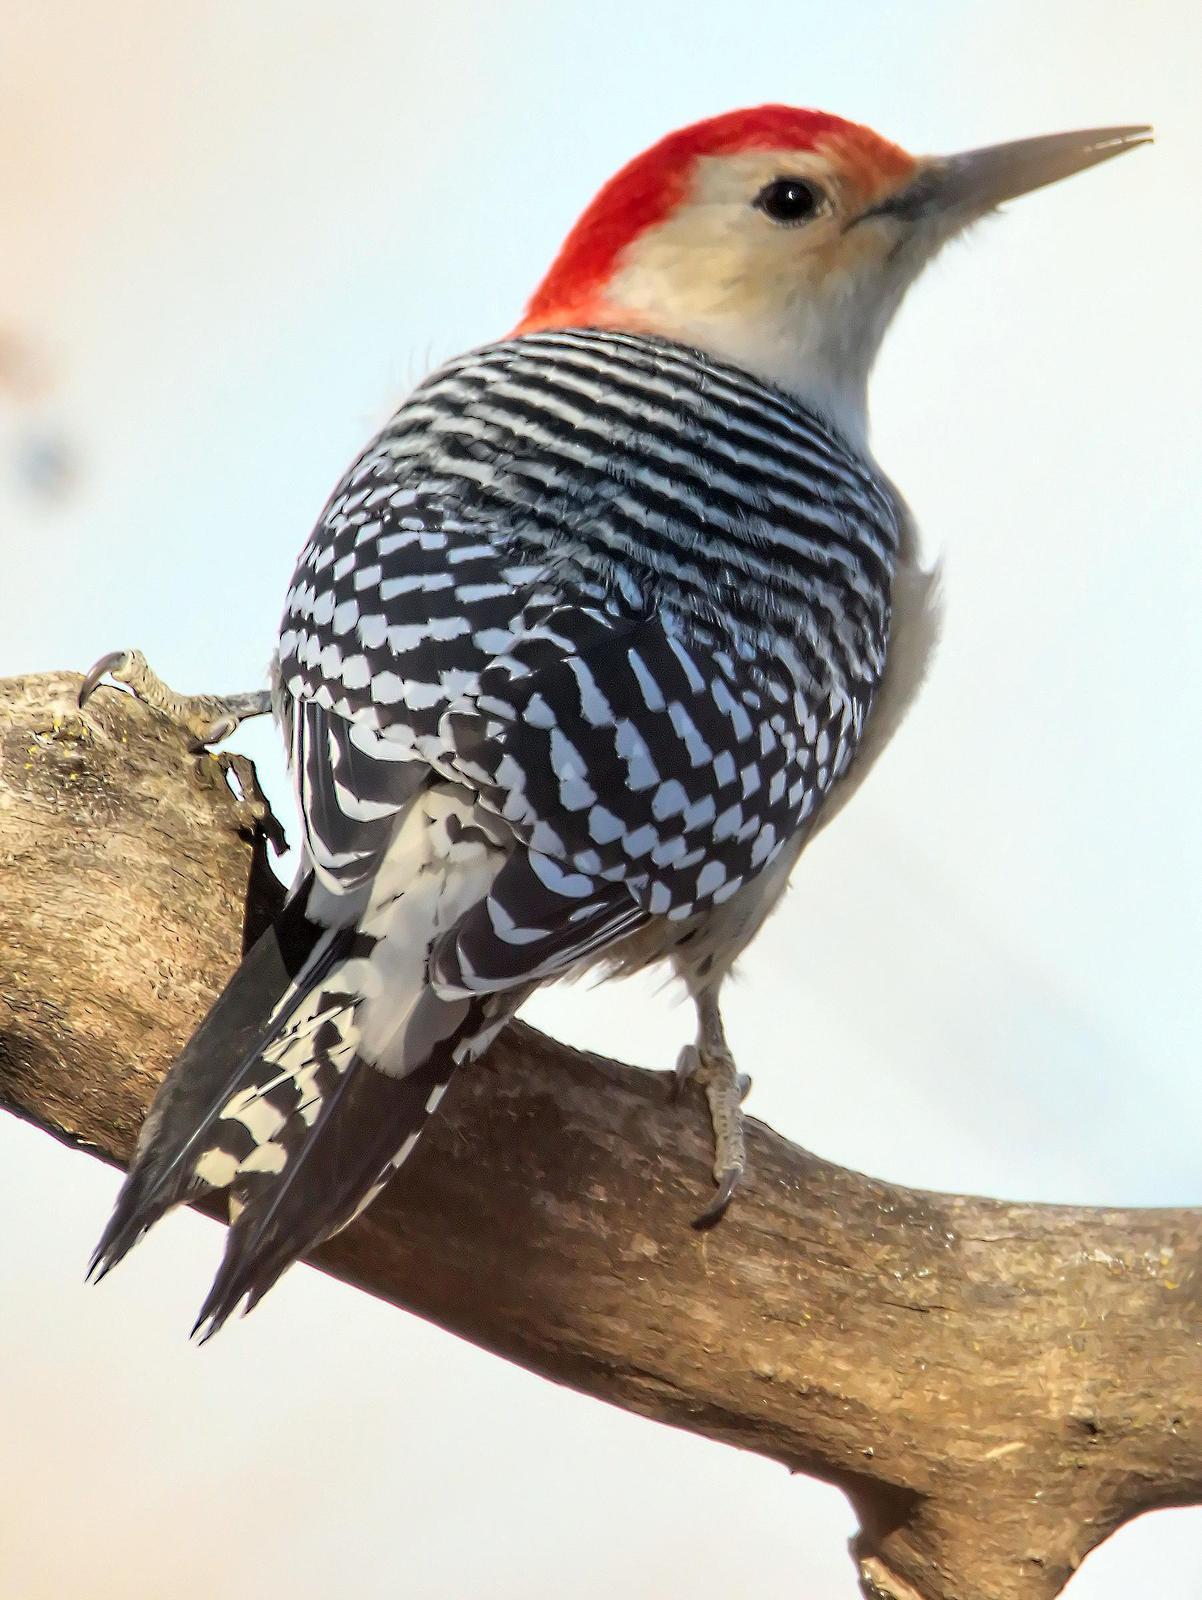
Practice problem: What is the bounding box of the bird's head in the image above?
[518,106,1150,444]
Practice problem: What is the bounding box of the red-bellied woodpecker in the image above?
[83,106,1150,1336]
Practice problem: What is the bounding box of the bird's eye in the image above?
[754,177,827,226]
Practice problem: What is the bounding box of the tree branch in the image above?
[2,671,1199,1600]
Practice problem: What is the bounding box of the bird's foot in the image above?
[674,1040,751,1229]
[79,648,271,749]
[79,650,285,852]
[213,750,288,854]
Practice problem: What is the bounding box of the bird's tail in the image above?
[91,785,515,1338]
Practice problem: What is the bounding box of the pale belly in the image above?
[582,832,806,996]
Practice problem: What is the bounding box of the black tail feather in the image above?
[189,1047,457,1340]
[91,808,516,1337]
[93,864,484,1338]
[90,878,337,1280]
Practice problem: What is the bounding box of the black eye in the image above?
[754,177,826,225]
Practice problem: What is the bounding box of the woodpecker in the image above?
[83,106,1149,1336]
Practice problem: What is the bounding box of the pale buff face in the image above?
[604,144,931,445]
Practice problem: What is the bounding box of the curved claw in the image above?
[78,651,131,708]
[204,715,239,746]
[691,1166,741,1230]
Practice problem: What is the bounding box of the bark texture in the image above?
[1,671,1199,1600]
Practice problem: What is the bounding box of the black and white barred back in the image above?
[93,329,903,1332]
[281,328,902,918]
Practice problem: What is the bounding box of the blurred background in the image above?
[2,1,1199,1594]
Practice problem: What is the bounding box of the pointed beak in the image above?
[872,125,1153,228]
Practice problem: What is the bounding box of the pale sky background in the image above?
[2,1,1200,1595]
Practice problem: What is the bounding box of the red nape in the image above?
[516,104,911,335]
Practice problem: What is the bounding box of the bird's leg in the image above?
[674,987,751,1229]
[78,650,284,851]
[78,649,271,748]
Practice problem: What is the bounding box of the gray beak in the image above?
[873,125,1153,226]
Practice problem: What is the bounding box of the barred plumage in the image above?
[278,329,902,930]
